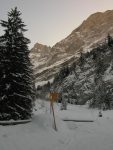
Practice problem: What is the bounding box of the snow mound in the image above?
[0,113,70,150]
[0,119,31,125]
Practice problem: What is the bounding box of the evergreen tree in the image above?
[79,52,86,71]
[0,7,35,120]
[107,33,113,47]
[93,49,107,109]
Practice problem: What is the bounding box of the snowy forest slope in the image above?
[52,36,113,108]
[39,36,113,109]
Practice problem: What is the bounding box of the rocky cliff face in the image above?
[30,43,51,71]
[30,10,113,85]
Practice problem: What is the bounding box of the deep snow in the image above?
[0,100,113,150]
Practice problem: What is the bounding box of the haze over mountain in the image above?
[30,10,113,85]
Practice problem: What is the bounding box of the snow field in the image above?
[0,100,113,150]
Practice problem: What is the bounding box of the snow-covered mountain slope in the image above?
[30,10,113,84]
[52,40,113,108]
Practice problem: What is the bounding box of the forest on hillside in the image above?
[37,34,113,110]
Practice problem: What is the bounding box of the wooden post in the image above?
[50,101,52,114]
[51,101,57,131]
[49,93,59,131]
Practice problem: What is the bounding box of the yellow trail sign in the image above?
[49,93,60,102]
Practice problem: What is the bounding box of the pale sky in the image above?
[0,0,113,48]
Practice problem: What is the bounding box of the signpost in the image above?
[49,93,59,131]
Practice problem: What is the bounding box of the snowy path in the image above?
[60,118,113,150]
[35,102,113,150]
[0,101,113,150]
[56,104,96,121]
[56,105,113,150]
[0,115,69,150]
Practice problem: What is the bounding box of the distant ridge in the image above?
[30,10,113,85]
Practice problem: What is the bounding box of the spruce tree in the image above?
[107,33,113,47]
[93,49,106,109]
[0,7,35,120]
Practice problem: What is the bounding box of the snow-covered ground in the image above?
[0,100,113,150]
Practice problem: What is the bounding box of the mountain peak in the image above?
[30,9,113,84]
[75,10,113,33]
[31,42,51,53]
